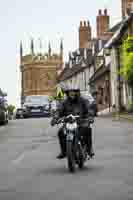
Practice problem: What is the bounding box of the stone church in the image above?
[20,39,63,105]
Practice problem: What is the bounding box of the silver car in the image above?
[0,98,8,125]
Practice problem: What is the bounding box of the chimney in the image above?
[79,20,92,49]
[96,9,110,39]
[122,0,133,18]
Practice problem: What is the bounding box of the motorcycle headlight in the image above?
[23,106,29,112]
[66,122,77,130]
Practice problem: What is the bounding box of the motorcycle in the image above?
[52,114,94,173]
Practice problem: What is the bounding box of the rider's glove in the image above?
[50,116,59,126]
[50,118,56,126]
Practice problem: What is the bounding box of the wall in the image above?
[110,48,119,108]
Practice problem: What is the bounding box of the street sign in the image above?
[56,87,65,100]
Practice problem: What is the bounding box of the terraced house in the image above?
[59,0,133,115]
[89,0,133,114]
[58,16,111,96]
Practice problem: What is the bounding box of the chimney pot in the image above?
[104,9,107,15]
[99,9,102,15]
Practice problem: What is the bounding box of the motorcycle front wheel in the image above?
[78,143,87,169]
[66,141,76,173]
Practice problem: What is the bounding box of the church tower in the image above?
[20,39,64,105]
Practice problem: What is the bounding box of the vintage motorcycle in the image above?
[53,114,94,172]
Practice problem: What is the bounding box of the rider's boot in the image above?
[88,146,95,159]
[57,137,66,159]
[56,152,66,159]
[87,128,95,158]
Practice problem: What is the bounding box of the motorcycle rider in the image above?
[51,84,95,159]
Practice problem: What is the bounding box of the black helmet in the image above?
[59,83,80,93]
[59,83,80,102]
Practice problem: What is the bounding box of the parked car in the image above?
[81,92,98,116]
[23,95,50,118]
[0,97,8,125]
[50,100,58,116]
[15,108,24,119]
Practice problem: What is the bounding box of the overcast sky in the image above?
[0,0,122,106]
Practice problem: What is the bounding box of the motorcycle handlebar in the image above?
[56,114,94,125]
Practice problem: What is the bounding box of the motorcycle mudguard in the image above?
[89,124,93,128]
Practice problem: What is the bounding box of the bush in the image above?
[7,105,15,115]
[127,102,133,113]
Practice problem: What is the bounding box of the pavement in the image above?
[0,117,133,200]
[99,112,133,122]
[119,113,133,122]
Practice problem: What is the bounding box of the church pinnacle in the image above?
[30,38,34,55]
[60,39,63,59]
[20,41,23,59]
[48,42,52,56]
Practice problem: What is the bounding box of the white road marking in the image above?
[12,153,25,165]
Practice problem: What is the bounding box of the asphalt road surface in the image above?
[0,117,133,200]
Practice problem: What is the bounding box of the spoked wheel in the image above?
[66,141,76,173]
[78,145,87,169]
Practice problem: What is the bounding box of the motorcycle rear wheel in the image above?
[78,146,84,169]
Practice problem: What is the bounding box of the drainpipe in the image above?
[84,70,86,91]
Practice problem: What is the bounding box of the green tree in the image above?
[0,88,7,97]
[121,36,133,101]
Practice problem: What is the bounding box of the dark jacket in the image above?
[57,96,90,119]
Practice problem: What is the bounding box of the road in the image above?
[0,117,133,200]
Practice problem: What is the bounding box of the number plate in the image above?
[31,109,40,112]
[67,134,74,141]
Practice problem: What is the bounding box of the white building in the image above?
[58,48,94,95]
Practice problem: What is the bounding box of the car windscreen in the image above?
[25,96,49,105]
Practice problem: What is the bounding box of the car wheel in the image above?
[2,112,7,125]
[6,116,8,124]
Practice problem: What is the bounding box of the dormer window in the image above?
[77,49,80,56]
[69,60,72,68]
[81,61,86,67]
[98,40,103,51]
[71,52,74,59]
[84,48,87,60]
[92,44,95,55]
[76,56,79,64]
